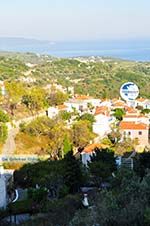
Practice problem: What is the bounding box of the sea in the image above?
[1,38,150,61]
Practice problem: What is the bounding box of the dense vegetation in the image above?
[0,53,150,98]
[16,115,95,156]
[1,150,150,226]
[31,58,150,98]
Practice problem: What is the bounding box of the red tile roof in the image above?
[75,95,92,100]
[125,107,138,114]
[137,97,146,102]
[83,143,109,154]
[57,104,67,110]
[95,106,109,116]
[123,114,148,119]
[120,121,148,130]
[113,101,127,107]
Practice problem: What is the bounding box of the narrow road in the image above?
[2,125,19,155]
[1,111,46,157]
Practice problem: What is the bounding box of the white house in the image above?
[143,100,150,109]
[81,143,108,166]
[136,98,150,109]
[64,100,87,113]
[47,107,59,118]
[0,165,7,209]
[123,114,149,125]
[119,121,149,146]
[100,99,112,108]
[65,95,101,113]
[93,114,112,137]
[93,106,115,138]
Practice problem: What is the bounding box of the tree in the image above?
[144,207,150,226]
[59,110,72,121]
[78,113,95,126]
[47,120,72,159]
[63,135,73,156]
[0,109,9,122]
[63,150,84,193]
[47,89,68,106]
[108,128,121,144]
[22,87,47,114]
[14,160,64,194]
[0,108,8,145]
[88,148,117,184]
[134,151,150,179]
[5,81,26,103]
[0,123,8,143]
[87,102,94,112]
[5,81,26,115]
[21,116,72,159]
[70,169,150,226]
[72,120,95,148]
[101,137,113,146]
[141,109,150,115]
[114,138,136,156]
[28,188,48,204]
[113,108,125,121]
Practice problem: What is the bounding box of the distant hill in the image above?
[0,37,55,54]
[0,51,55,64]
[0,50,150,99]
[1,37,150,61]
[0,49,150,98]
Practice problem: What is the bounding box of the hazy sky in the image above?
[0,0,150,41]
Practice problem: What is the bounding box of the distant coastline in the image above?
[1,38,150,61]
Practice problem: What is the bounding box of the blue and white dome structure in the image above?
[120,82,139,102]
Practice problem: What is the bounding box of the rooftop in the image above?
[123,114,148,119]
[125,107,138,114]
[113,100,127,107]
[94,106,110,116]
[74,95,93,101]
[120,121,148,130]
[57,104,67,110]
[83,143,109,154]
[137,97,147,102]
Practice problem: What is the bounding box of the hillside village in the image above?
[47,91,150,151]
[0,54,150,225]
[1,0,150,224]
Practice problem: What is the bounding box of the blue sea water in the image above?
[1,38,150,61]
[50,48,150,61]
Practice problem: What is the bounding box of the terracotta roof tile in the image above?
[75,95,92,100]
[125,107,138,114]
[137,97,147,102]
[120,121,148,130]
[124,114,148,119]
[57,104,67,110]
[113,101,127,107]
[95,106,110,116]
[83,143,109,154]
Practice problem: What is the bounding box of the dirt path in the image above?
[1,112,46,156]
[2,126,19,155]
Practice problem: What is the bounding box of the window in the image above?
[139,131,142,135]
[128,131,131,136]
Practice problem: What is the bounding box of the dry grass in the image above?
[3,162,25,170]
[15,132,49,155]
